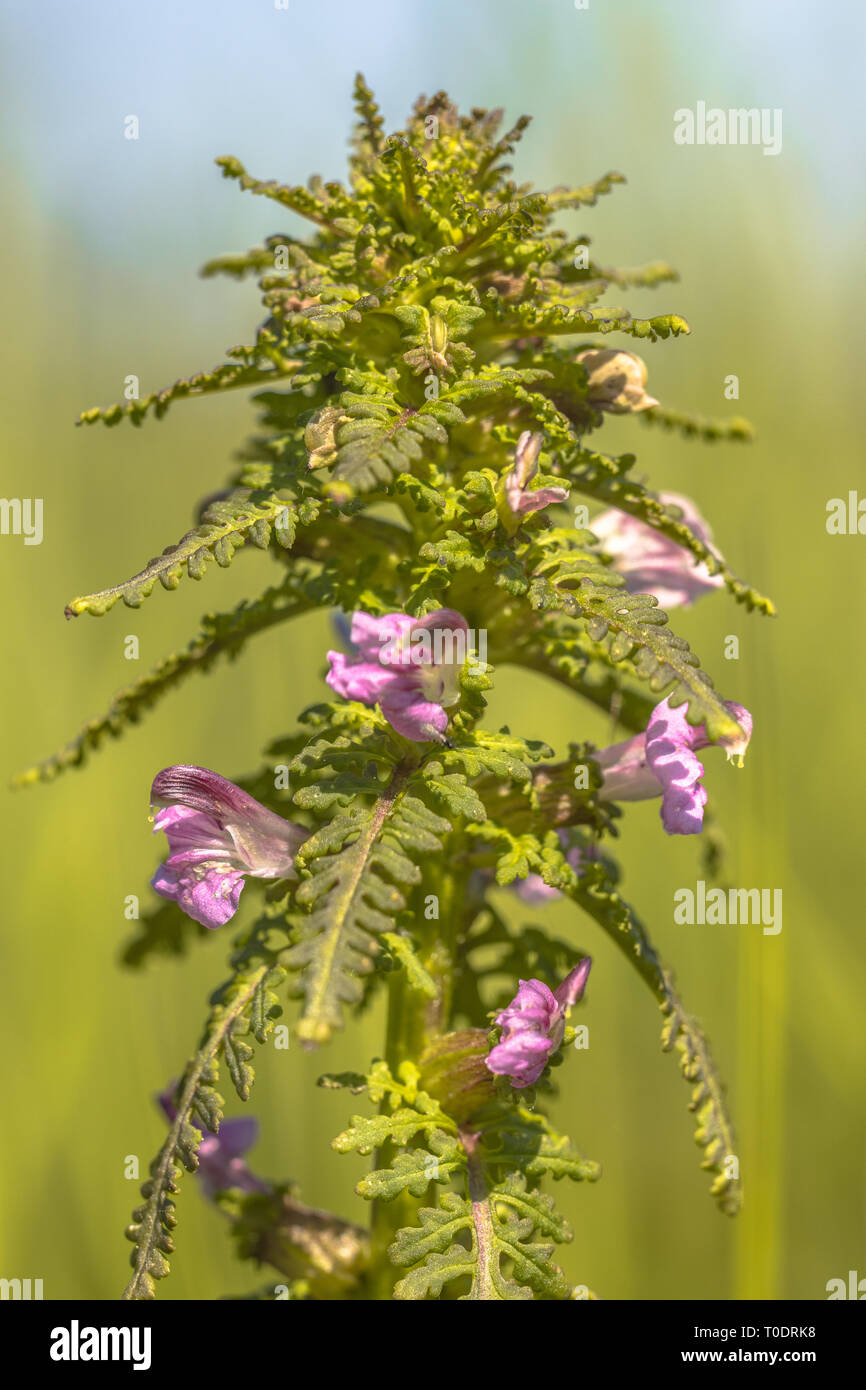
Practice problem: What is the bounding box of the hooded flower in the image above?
[158,1086,267,1200]
[486,959,592,1089]
[326,609,470,742]
[576,348,659,414]
[590,492,725,608]
[151,766,308,929]
[594,697,753,835]
[503,431,569,520]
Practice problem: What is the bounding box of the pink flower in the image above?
[590,492,725,608]
[151,766,308,929]
[504,431,569,519]
[486,959,592,1089]
[594,697,753,835]
[326,609,470,742]
[158,1085,267,1200]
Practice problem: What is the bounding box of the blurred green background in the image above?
[2,0,864,1300]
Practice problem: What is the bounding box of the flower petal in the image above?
[553,957,592,1010]
[326,650,398,704]
[326,609,470,742]
[645,699,709,835]
[152,861,245,928]
[380,685,449,742]
[591,492,725,608]
[151,765,306,882]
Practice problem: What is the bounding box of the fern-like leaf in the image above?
[527,566,747,743]
[16,575,311,784]
[640,404,755,443]
[66,493,298,617]
[284,728,450,1045]
[562,859,742,1214]
[333,1060,596,1300]
[123,942,282,1298]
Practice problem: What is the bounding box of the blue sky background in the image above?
[4,0,864,262]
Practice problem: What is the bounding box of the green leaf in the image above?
[381,931,438,998]
[77,358,298,428]
[333,1102,451,1157]
[15,574,312,784]
[640,403,755,443]
[284,743,451,1045]
[123,943,278,1299]
[390,1181,572,1301]
[357,1132,464,1200]
[564,860,742,1214]
[336,1053,595,1300]
[527,559,747,743]
[65,493,298,617]
[543,171,627,210]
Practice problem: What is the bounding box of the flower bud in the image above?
[576,349,659,414]
[502,431,569,525]
[419,1029,498,1123]
[512,430,544,488]
[304,406,349,470]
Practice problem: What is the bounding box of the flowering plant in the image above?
[19,79,773,1301]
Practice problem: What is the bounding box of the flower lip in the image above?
[644,702,705,835]
[150,765,307,928]
[591,697,753,836]
[598,697,752,836]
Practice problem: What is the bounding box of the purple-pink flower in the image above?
[504,431,569,520]
[594,696,753,835]
[158,1085,267,1200]
[326,608,470,742]
[590,492,725,608]
[486,959,592,1089]
[151,766,308,929]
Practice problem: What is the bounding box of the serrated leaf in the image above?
[66,494,298,617]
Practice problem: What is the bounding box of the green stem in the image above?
[368,853,470,1297]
